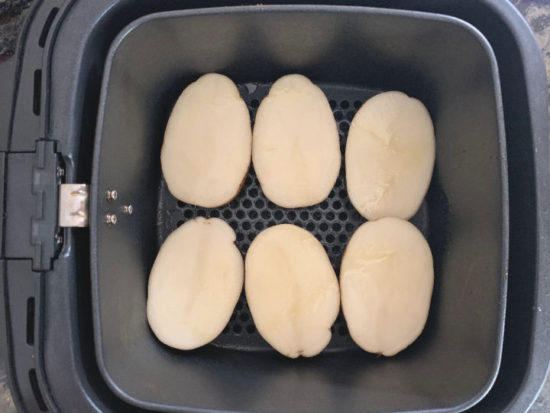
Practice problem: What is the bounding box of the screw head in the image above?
[105,214,117,225]
[106,189,118,202]
[121,204,133,215]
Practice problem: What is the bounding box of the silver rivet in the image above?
[106,189,118,202]
[55,234,63,245]
[56,167,65,178]
[121,204,133,215]
[105,214,117,225]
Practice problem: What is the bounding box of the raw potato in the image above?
[245,224,340,358]
[161,73,251,208]
[340,218,433,356]
[346,91,435,220]
[253,74,340,208]
[147,217,243,350]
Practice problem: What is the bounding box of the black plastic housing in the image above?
[0,1,548,413]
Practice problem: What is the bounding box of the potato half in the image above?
[245,224,340,357]
[161,73,251,208]
[346,91,435,220]
[253,74,340,208]
[340,218,433,356]
[147,217,243,350]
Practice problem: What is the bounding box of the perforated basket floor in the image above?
[157,82,433,352]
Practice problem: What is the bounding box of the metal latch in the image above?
[59,184,89,227]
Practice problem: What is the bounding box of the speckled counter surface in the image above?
[516,1,550,411]
[1,0,549,412]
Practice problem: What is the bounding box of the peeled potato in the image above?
[253,74,340,208]
[340,218,433,356]
[346,91,435,220]
[161,73,251,208]
[245,224,340,357]
[147,217,243,350]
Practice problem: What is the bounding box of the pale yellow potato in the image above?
[245,224,340,358]
[161,73,251,208]
[340,218,433,356]
[253,74,340,208]
[346,91,435,220]
[147,217,243,350]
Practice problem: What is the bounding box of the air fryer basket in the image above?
[158,83,437,352]
[0,1,547,413]
[91,7,506,412]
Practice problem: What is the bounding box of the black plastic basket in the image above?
[91,6,507,412]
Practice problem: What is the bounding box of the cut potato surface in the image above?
[245,224,340,358]
[340,218,433,356]
[161,73,251,208]
[346,91,435,220]
[253,74,340,208]
[147,217,243,350]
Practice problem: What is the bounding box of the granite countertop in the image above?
[1,0,549,412]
